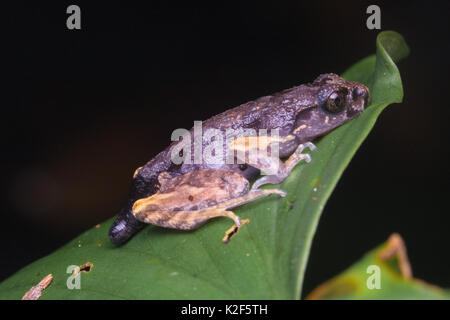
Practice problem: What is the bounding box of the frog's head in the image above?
[293,73,369,142]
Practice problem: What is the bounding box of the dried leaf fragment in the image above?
[377,232,412,279]
[22,274,53,300]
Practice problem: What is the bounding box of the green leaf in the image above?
[305,234,450,299]
[0,31,410,300]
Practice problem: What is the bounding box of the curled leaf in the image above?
[306,234,450,300]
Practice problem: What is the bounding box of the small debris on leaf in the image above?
[73,262,94,277]
[21,274,53,300]
[79,262,93,273]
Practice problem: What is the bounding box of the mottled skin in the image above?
[109,73,369,245]
[132,169,287,243]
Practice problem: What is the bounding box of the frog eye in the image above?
[239,164,248,171]
[325,89,347,113]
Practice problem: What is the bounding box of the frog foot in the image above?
[251,142,316,191]
[222,218,250,244]
[300,142,317,153]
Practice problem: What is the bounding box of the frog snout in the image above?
[352,85,370,108]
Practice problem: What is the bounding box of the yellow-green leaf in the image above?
[306,234,450,300]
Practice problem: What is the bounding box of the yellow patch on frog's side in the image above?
[133,185,232,214]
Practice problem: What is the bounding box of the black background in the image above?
[2,1,449,297]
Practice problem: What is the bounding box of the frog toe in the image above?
[222,218,250,244]
[251,174,287,190]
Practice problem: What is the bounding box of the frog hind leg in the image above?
[210,187,286,243]
[134,188,286,243]
[230,135,316,190]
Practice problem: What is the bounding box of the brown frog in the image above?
[109,73,369,244]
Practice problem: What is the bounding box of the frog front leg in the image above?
[133,186,286,243]
[230,135,316,190]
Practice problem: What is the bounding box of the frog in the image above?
[109,73,369,245]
